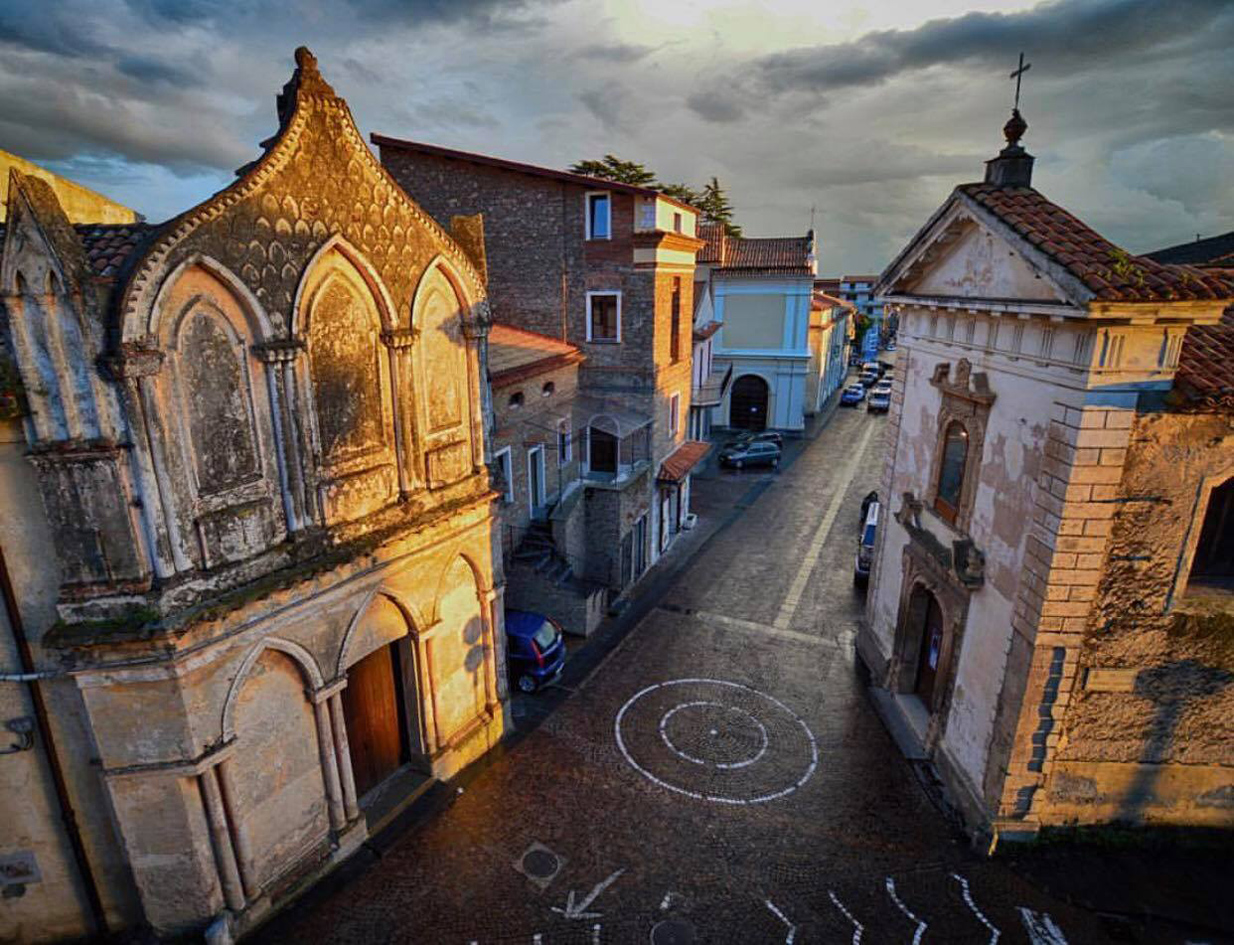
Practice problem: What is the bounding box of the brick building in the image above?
[0,50,507,941]
[376,137,709,600]
[857,108,1234,841]
[487,324,607,636]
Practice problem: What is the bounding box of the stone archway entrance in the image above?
[341,640,410,798]
[912,589,945,707]
[730,375,769,431]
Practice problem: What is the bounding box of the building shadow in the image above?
[1121,659,1231,822]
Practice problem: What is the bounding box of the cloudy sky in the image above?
[2,0,1232,273]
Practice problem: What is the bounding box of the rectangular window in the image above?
[494,447,513,503]
[558,419,572,464]
[670,277,681,362]
[586,192,611,240]
[587,292,621,343]
[669,393,680,436]
[673,211,683,233]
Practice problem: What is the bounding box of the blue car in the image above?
[840,384,866,406]
[505,610,566,693]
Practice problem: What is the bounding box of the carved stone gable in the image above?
[119,47,484,344]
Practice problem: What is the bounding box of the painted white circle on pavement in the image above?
[615,678,818,805]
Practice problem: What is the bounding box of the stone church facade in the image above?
[0,49,506,941]
[858,110,1233,842]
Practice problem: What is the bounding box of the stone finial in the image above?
[984,108,1035,188]
[1003,108,1028,148]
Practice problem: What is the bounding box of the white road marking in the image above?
[658,701,769,769]
[670,608,838,647]
[764,899,797,944]
[886,877,927,945]
[614,678,819,805]
[551,869,624,920]
[592,923,602,944]
[952,873,1000,944]
[773,421,877,628]
[828,890,865,944]
[1019,907,1068,944]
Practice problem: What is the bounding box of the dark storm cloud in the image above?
[685,91,744,124]
[116,55,199,87]
[573,42,656,63]
[690,0,1234,120]
[0,4,110,58]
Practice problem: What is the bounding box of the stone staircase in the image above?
[511,519,574,586]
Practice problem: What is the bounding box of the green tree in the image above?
[569,155,658,186]
[696,176,742,238]
[657,182,701,206]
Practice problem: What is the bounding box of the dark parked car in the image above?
[719,440,782,470]
[505,610,565,693]
[725,430,784,448]
[840,384,866,406]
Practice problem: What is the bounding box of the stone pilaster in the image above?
[993,401,1133,827]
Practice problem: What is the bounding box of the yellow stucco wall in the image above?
[1,150,137,225]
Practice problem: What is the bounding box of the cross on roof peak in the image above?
[1010,52,1031,111]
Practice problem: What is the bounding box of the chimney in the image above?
[984,108,1034,187]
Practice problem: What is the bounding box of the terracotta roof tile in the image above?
[488,322,582,385]
[657,440,711,482]
[717,234,813,276]
[75,223,161,279]
[1144,230,1234,267]
[959,184,1233,303]
[697,222,725,264]
[1174,290,1234,410]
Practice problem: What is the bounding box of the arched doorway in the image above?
[340,594,424,799]
[913,589,946,706]
[730,375,769,431]
[341,641,410,798]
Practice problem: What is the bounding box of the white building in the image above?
[857,109,1234,839]
[696,224,817,432]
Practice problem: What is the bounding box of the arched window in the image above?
[934,421,969,524]
[542,381,555,397]
[1190,476,1233,588]
[508,391,524,408]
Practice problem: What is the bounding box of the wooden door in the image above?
[730,375,768,431]
[914,594,945,707]
[342,642,407,799]
[590,428,617,474]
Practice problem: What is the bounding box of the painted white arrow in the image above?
[952,873,1000,944]
[764,899,797,944]
[829,890,864,945]
[1018,907,1068,945]
[886,877,927,945]
[551,869,625,920]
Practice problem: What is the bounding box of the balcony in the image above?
[577,394,652,486]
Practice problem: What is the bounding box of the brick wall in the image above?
[490,360,582,545]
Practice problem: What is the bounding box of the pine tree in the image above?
[569,155,658,186]
[657,182,701,206]
[697,177,741,238]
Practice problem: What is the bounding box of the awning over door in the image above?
[657,440,711,482]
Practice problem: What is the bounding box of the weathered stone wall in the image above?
[1041,408,1234,826]
[0,421,142,942]
[0,50,509,941]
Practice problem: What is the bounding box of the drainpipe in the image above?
[0,541,108,935]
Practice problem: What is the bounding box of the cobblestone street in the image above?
[255,406,1224,945]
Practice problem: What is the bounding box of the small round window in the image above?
[542,381,556,397]
[509,391,524,408]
